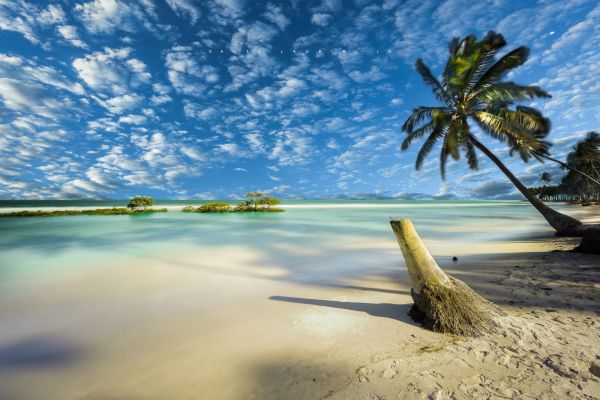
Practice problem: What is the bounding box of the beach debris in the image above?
[589,362,600,378]
[390,219,504,337]
[543,354,579,378]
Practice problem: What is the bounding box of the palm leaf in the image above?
[415,123,447,170]
[471,82,550,104]
[465,139,478,170]
[498,108,550,135]
[472,111,511,140]
[401,106,447,133]
[401,120,435,150]
[415,59,453,106]
[469,47,530,97]
[445,32,507,96]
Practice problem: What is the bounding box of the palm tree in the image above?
[566,132,600,181]
[519,132,600,186]
[539,172,552,184]
[401,31,582,234]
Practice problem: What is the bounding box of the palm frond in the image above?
[415,124,447,170]
[401,120,435,150]
[499,108,550,135]
[465,139,478,170]
[469,47,530,96]
[444,32,507,96]
[415,59,453,106]
[472,111,511,141]
[471,82,550,104]
[401,106,447,133]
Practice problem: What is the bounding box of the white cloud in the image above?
[212,0,245,19]
[218,143,240,155]
[164,45,208,96]
[245,133,266,154]
[100,93,143,114]
[118,114,147,125]
[311,13,332,27]
[0,1,44,45]
[263,3,290,30]
[165,0,201,23]
[75,0,156,34]
[57,25,88,48]
[150,94,172,105]
[184,103,218,120]
[73,47,151,98]
[0,58,82,128]
[38,4,66,25]
[180,145,205,161]
[270,129,312,166]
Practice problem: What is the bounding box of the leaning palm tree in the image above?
[401,31,582,235]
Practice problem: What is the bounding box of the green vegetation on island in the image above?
[0,207,168,217]
[182,193,284,213]
[0,196,167,217]
[127,196,155,210]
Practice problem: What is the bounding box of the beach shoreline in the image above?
[0,204,598,399]
[0,200,596,213]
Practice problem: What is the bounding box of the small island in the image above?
[182,192,284,213]
[0,196,168,217]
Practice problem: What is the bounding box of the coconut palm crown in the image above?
[401,31,552,179]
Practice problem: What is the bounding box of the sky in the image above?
[0,0,599,200]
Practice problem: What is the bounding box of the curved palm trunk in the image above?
[531,150,600,186]
[469,135,582,234]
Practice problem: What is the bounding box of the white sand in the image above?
[0,207,598,399]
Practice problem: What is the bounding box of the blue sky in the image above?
[0,0,598,200]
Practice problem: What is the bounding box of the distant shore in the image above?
[0,200,595,214]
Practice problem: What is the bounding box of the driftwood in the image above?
[390,219,504,336]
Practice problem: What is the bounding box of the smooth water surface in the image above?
[0,200,567,283]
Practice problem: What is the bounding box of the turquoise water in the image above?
[0,200,570,284]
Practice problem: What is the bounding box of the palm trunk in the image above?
[469,135,582,234]
[531,150,600,186]
[390,219,503,336]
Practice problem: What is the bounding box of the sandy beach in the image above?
[0,204,598,400]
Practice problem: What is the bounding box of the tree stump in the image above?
[573,228,600,255]
[390,219,504,336]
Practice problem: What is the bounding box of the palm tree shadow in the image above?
[269,296,415,325]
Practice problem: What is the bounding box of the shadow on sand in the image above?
[0,336,83,369]
[269,295,414,324]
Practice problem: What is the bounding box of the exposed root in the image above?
[409,276,505,337]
